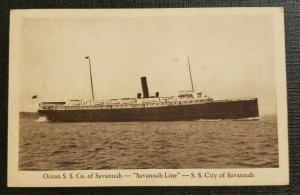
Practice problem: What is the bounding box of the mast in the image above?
[187,55,194,92]
[85,56,95,101]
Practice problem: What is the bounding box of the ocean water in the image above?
[19,116,278,170]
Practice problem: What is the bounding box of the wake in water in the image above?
[195,117,260,122]
[36,116,48,122]
[196,119,222,122]
[235,117,260,121]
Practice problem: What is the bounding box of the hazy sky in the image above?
[19,12,277,115]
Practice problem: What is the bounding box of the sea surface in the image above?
[19,115,278,170]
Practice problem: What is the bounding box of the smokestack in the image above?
[137,93,142,99]
[140,76,149,98]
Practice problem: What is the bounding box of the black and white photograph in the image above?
[8,8,288,186]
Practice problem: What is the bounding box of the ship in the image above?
[38,56,259,122]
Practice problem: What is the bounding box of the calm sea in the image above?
[19,115,278,170]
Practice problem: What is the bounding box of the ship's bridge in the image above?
[178,91,213,101]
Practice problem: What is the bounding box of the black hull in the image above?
[38,99,259,122]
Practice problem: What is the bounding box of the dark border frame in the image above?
[1,0,299,194]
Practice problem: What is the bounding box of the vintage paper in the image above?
[8,8,288,187]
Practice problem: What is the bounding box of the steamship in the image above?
[38,57,259,122]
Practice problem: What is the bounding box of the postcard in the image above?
[8,8,288,186]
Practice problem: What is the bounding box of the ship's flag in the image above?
[85,56,89,59]
[32,95,37,99]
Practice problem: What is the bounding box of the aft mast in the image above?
[187,55,194,93]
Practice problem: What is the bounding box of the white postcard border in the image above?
[8,8,289,187]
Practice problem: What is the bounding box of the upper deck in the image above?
[38,91,214,111]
